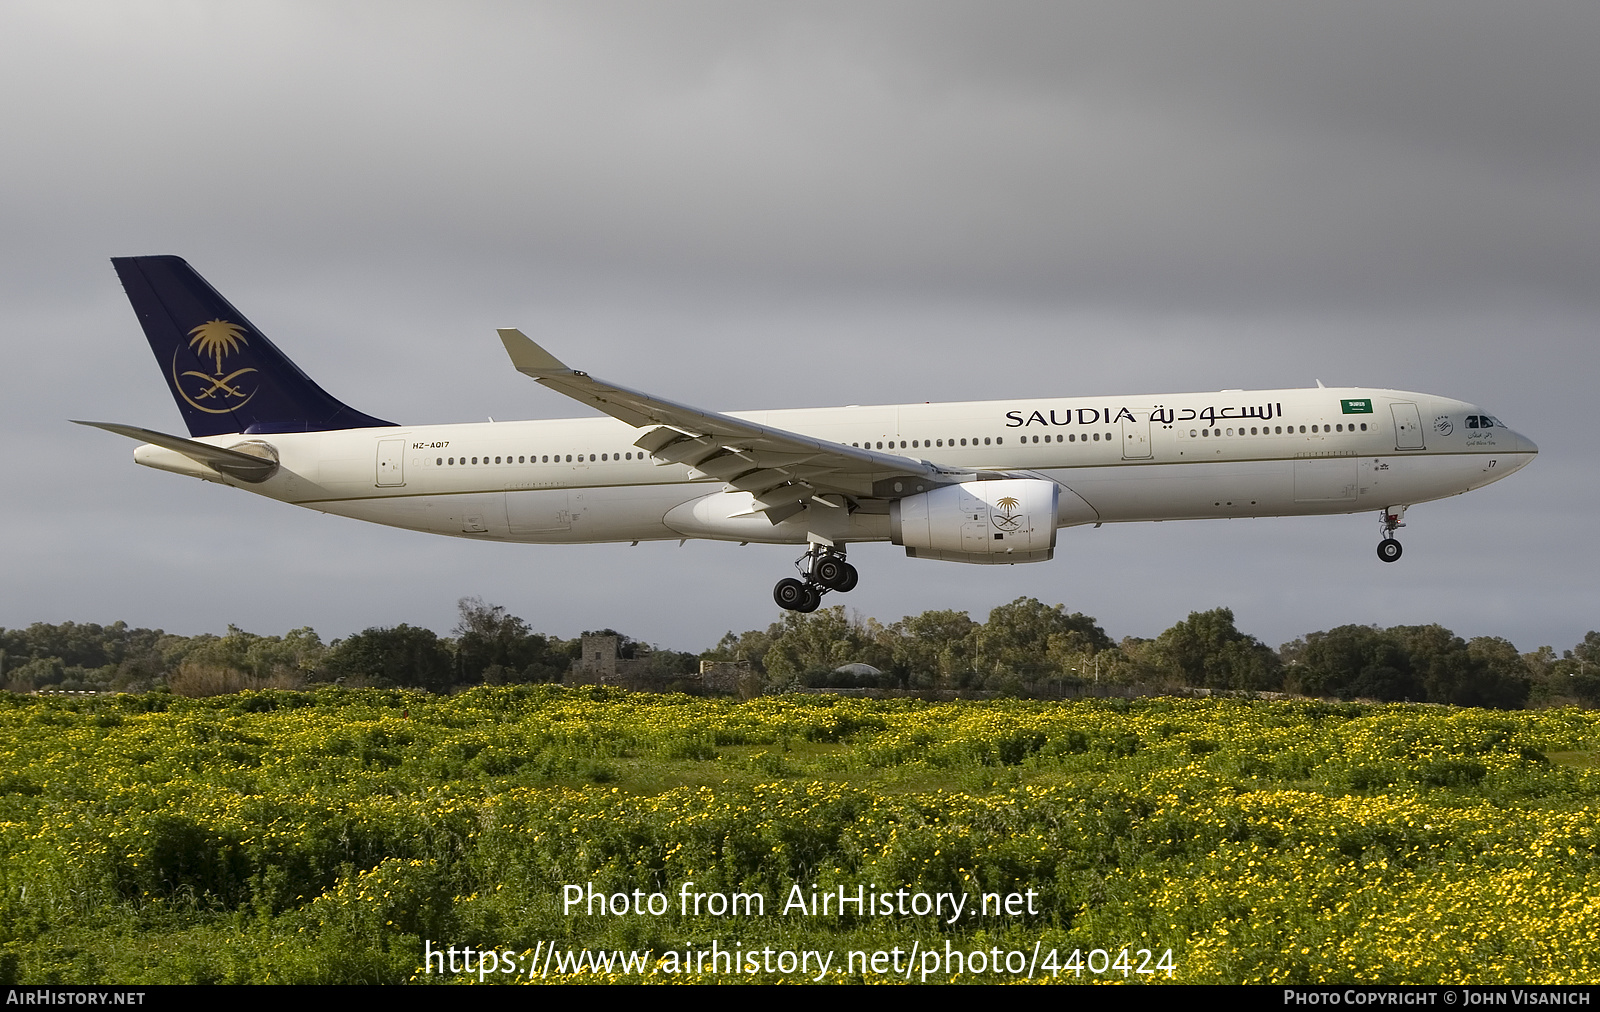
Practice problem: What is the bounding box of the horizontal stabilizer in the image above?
[74,420,279,483]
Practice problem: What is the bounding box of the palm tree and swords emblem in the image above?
[172,319,258,413]
[992,496,1023,532]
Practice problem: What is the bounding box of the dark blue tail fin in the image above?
[112,256,395,436]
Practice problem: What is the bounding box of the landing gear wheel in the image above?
[774,578,809,610]
[814,556,848,589]
[776,545,856,610]
[1377,538,1402,563]
[796,586,822,613]
[837,563,859,593]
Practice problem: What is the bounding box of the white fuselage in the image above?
[132,385,1536,551]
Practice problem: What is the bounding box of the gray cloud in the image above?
[0,2,1592,654]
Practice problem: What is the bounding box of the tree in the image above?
[701,625,780,673]
[1466,636,1536,709]
[183,625,325,685]
[1557,632,1600,705]
[1150,608,1281,691]
[760,608,891,689]
[323,625,454,692]
[1286,625,1417,701]
[454,598,569,684]
[888,610,977,689]
[1394,625,1529,708]
[0,620,185,692]
[973,598,1114,685]
[1284,624,1529,707]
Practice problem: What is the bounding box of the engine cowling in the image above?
[889,478,1059,564]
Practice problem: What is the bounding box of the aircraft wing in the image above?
[497,329,968,520]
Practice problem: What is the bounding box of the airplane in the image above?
[81,256,1538,613]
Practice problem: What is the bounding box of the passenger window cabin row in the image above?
[428,419,1377,468]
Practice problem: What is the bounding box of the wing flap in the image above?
[650,435,725,466]
[690,451,761,481]
[635,426,698,453]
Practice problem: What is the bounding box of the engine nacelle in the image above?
[889,478,1059,564]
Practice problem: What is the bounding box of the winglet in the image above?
[497,329,570,376]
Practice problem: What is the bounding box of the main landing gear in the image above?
[774,545,858,612]
[1376,506,1408,563]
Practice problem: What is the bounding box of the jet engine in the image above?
[889,477,1059,564]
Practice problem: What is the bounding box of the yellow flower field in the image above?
[0,688,1594,983]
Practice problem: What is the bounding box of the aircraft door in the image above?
[1121,415,1152,459]
[376,439,405,486]
[1390,403,1425,450]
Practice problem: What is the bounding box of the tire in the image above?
[814,556,846,589]
[774,578,809,609]
[796,586,822,613]
[837,563,859,593]
[1377,538,1403,563]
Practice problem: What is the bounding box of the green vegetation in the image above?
[4,599,1596,982]
[4,597,1597,707]
[0,688,1597,983]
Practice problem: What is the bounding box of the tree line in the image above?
[3,596,1597,709]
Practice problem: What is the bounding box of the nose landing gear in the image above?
[773,545,858,612]
[1376,506,1407,563]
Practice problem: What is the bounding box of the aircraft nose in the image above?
[1518,431,1538,455]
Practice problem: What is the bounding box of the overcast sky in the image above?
[2,2,1595,655]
